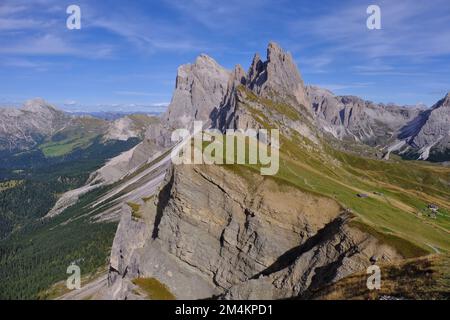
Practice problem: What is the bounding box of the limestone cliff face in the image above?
[104,164,400,300]
[128,55,231,168]
[211,65,247,130]
[163,55,230,129]
[306,86,423,144]
[247,42,310,111]
[102,43,402,298]
[93,55,230,189]
[212,43,317,144]
[397,93,450,160]
[306,86,450,160]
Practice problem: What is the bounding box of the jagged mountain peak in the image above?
[267,41,283,54]
[157,44,450,162]
[230,64,247,85]
[266,41,302,76]
[194,53,223,69]
[248,53,264,84]
[251,52,262,64]
[307,86,424,147]
[163,53,230,128]
[434,92,450,109]
[165,43,313,131]
[247,42,309,110]
[0,98,70,152]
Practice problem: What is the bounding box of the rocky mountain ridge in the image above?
[306,86,450,161]
[0,98,70,151]
[246,42,310,110]
[100,164,400,300]
[385,92,450,160]
[159,42,450,161]
[306,86,425,145]
[163,54,230,129]
[47,42,450,300]
[80,42,448,300]
[0,99,155,154]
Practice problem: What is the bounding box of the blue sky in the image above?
[1,0,450,112]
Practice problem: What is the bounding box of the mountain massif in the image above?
[0,99,155,154]
[1,43,449,300]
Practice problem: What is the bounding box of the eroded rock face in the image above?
[104,164,400,300]
[247,42,310,111]
[306,86,423,144]
[163,55,230,129]
[306,87,450,160]
[398,93,450,160]
[211,65,247,130]
[212,43,317,144]
[88,42,441,301]
[380,93,450,160]
[104,203,151,299]
[223,216,398,299]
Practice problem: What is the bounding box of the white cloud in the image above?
[164,0,273,31]
[0,1,114,59]
[0,34,114,58]
[89,13,208,53]
[291,0,450,59]
[0,17,48,31]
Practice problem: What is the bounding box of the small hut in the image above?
[428,204,439,213]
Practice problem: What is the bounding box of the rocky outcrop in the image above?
[247,42,310,111]
[105,203,151,299]
[104,115,155,141]
[44,53,232,222]
[111,54,232,179]
[106,42,313,192]
[57,42,446,301]
[163,54,230,129]
[211,43,317,144]
[211,64,247,130]
[103,164,400,300]
[223,214,399,299]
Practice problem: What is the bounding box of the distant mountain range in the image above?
[0,98,157,153]
[307,86,450,161]
[70,111,162,121]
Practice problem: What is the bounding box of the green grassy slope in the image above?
[222,87,450,257]
[39,117,108,158]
